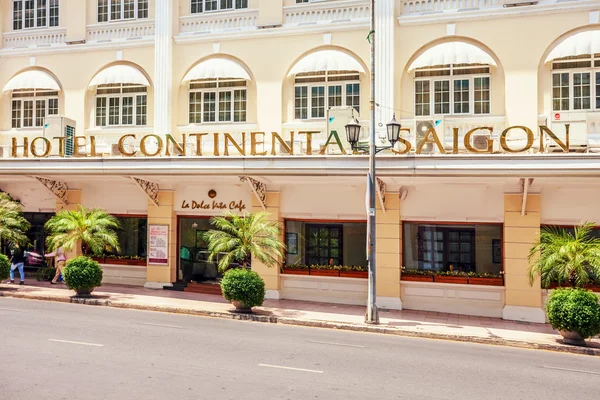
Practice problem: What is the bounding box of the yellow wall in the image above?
[376,193,401,302]
[503,194,542,309]
[251,192,282,292]
[146,191,177,284]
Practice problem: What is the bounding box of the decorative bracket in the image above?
[131,177,159,207]
[33,177,68,205]
[520,178,534,216]
[240,176,266,210]
[376,177,386,214]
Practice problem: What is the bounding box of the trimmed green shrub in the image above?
[220,268,265,308]
[0,254,10,281]
[63,256,103,293]
[546,288,600,339]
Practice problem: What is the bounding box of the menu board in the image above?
[148,224,169,265]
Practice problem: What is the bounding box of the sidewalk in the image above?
[1,281,599,356]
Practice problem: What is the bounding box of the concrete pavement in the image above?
[1,281,600,356]
[1,298,599,400]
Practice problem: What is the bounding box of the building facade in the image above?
[1,0,600,323]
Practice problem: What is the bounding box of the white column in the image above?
[374,0,395,131]
[154,0,173,135]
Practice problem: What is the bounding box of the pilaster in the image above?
[154,0,174,135]
[145,191,176,289]
[251,192,282,299]
[374,0,395,130]
[375,193,402,310]
[503,193,544,323]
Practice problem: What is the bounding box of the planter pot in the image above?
[339,271,368,279]
[434,275,468,284]
[282,268,310,276]
[468,277,504,286]
[309,269,340,277]
[231,300,252,313]
[401,274,433,282]
[559,330,587,346]
[74,288,94,298]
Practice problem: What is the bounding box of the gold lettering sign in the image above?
[7,125,574,159]
[181,200,246,212]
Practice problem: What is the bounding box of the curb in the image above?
[2,290,599,357]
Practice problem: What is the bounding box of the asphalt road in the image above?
[1,298,599,400]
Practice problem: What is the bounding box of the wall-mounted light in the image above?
[208,189,217,198]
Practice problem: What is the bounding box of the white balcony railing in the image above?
[283,0,370,26]
[400,0,503,15]
[86,20,155,43]
[2,27,67,49]
[179,9,259,35]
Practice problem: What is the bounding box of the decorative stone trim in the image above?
[376,177,386,213]
[131,177,159,206]
[240,176,266,210]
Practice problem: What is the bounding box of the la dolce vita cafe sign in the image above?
[8,124,574,158]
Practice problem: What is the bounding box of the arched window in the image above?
[183,57,251,124]
[544,30,600,112]
[550,55,600,112]
[293,71,360,120]
[413,64,491,116]
[288,49,366,120]
[188,78,247,124]
[409,42,497,117]
[95,83,148,127]
[3,70,61,129]
[89,64,151,127]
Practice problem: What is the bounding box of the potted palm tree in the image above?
[528,223,600,345]
[0,192,30,247]
[45,205,121,256]
[204,211,285,312]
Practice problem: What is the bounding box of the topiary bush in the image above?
[546,288,600,339]
[63,256,103,295]
[0,254,10,281]
[220,268,265,309]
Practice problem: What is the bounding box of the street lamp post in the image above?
[345,113,401,324]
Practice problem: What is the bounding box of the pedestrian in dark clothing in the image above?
[8,243,25,285]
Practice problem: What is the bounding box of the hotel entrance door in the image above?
[178,217,219,283]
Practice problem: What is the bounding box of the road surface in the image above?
[1,298,599,399]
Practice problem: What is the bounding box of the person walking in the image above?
[45,246,67,285]
[8,243,25,285]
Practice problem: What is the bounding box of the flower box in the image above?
[584,284,600,293]
[282,268,310,276]
[309,269,340,277]
[339,271,368,279]
[434,275,468,284]
[401,274,434,282]
[468,277,504,286]
[93,257,146,267]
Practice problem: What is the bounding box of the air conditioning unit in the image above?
[43,115,76,156]
[471,132,492,151]
[547,112,588,152]
[415,120,438,154]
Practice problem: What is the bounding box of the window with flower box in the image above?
[97,0,148,23]
[13,0,59,30]
[403,222,502,280]
[414,64,491,116]
[551,54,600,112]
[191,0,248,13]
[294,71,360,120]
[188,79,247,124]
[94,216,147,265]
[11,89,59,129]
[95,84,147,127]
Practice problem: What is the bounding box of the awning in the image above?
[3,70,61,92]
[408,42,497,71]
[182,58,251,83]
[288,50,366,77]
[545,30,600,63]
[89,65,150,87]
